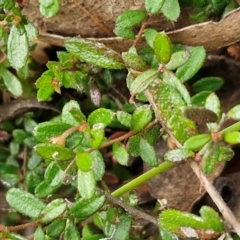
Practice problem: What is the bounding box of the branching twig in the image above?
[0,221,40,232]
[97,188,158,225]
[96,119,158,151]
[190,161,240,235]
[146,80,240,235]
[133,18,148,47]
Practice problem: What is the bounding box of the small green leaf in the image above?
[191,77,224,93]
[35,162,63,198]
[69,193,105,219]
[223,131,240,144]
[149,80,197,144]
[145,0,165,14]
[160,209,200,232]
[176,46,206,82]
[77,169,96,199]
[142,124,160,145]
[93,212,105,230]
[144,28,158,48]
[62,100,86,126]
[166,51,191,70]
[65,38,125,69]
[6,188,46,218]
[36,70,55,101]
[124,191,138,207]
[3,0,15,10]
[90,126,104,149]
[164,148,195,162]
[113,9,147,39]
[46,219,66,238]
[191,91,212,106]
[10,141,19,156]
[159,206,223,233]
[91,150,105,180]
[163,70,191,105]
[199,206,224,232]
[112,214,132,240]
[45,161,63,184]
[202,143,219,174]
[40,198,66,223]
[62,70,72,88]
[82,234,106,240]
[113,26,135,39]
[8,25,28,70]
[35,181,60,198]
[106,208,117,223]
[116,111,132,128]
[131,105,153,132]
[34,226,45,240]
[0,162,17,175]
[161,0,180,21]
[122,47,148,71]
[24,22,38,42]
[218,146,234,162]
[46,61,62,79]
[190,9,209,23]
[82,225,94,237]
[205,92,221,119]
[0,173,19,187]
[128,135,141,156]
[40,0,60,18]
[160,228,179,240]
[2,68,23,96]
[64,219,81,240]
[4,232,28,240]
[88,108,113,127]
[139,137,158,166]
[115,10,147,28]
[39,0,54,7]
[76,152,93,172]
[35,143,75,161]
[102,69,113,85]
[209,0,229,14]
[26,171,42,193]
[153,33,172,64]
[130,69,158,94]
[24,118,37,133]
[183,134,211,151]
[113,142,129,165]
[34,122,71,142]
[227,104,240,119]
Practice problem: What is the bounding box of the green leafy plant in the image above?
[180,0,238,22]
[1,0,240,239]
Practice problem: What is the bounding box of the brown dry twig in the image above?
[97,188,158,225]
[190,161,240,235]
[0,98,60,124]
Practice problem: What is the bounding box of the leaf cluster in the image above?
[1,0,240,239]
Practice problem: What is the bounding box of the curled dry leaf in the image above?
[34,7,240,52]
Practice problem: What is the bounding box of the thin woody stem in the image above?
[190,161,240,235]
[133,18,148,47]
[0,221,40,232]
